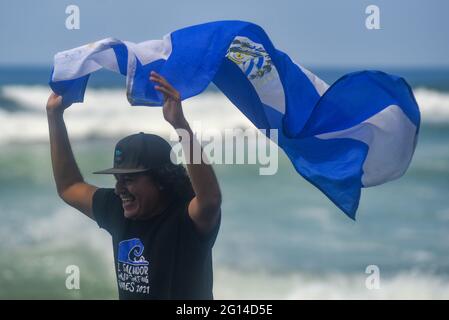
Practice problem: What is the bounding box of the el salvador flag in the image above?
[49,20,420,219]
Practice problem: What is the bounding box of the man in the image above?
[46,71,222,299]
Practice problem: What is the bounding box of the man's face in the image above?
[113,172,161,220]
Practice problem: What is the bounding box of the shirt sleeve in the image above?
[92,188,124,235]
[181,207,221,249]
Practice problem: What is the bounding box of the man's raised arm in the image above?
[150,72,222,235]
[46,93,97,219]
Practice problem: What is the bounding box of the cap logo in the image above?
[115,149,123,164]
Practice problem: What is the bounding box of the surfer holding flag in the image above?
[47,20,421,299]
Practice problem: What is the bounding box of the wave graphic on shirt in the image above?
[117,238,149,266]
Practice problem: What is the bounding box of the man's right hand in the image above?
[46,92,71,114]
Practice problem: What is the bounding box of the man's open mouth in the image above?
[120,193,137,211]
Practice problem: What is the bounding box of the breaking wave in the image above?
[0,85,448,144]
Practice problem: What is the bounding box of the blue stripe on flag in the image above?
[112,44,128,76]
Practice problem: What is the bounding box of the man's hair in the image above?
[147,163,195,204]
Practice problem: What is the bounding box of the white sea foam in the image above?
[0,85,253,144]
[0,85,448,144]
[413,88,449,123]
[214,267,449,299]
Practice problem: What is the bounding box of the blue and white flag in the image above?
[49,20,420,219]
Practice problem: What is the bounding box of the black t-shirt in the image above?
[92,188,220,300]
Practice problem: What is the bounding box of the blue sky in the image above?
[1,0,448,67]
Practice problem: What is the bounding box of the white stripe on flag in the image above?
[52,38,122,81]
[315,105,418,187]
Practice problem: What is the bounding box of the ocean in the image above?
[0,66,448,299]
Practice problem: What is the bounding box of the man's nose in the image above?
[114,180,125,195]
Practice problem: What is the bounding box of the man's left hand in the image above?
[150,71,187,128]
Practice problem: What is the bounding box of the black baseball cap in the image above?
[93,132,173,174]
